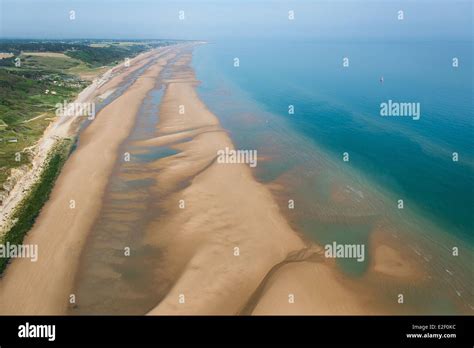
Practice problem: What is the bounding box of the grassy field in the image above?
[21,54,81,70]
[0,67,84,187]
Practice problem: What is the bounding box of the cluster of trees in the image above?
[0,39,176,67]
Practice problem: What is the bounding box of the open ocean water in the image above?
[192,39,473,313]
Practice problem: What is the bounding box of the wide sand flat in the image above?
[250,261,369,315]
[143,50,366,315]
[0,44,369,315]
[0,48,178,314]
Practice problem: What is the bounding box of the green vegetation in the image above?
[0,138,73,275]
[0,39,177,68]
[0,68,82,124]
[0,68,84,185]
[65,44,149,67]
[21,55,81,71]
[0,38,179,274]
[0,39,177,189]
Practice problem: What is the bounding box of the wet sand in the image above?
[0,45,173,234]
[0,43,403,316]
[0,46,180,314]
[132,48,367,315]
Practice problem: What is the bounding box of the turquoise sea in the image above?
[71,40,473,315]
[193,39,473,243]
[192,39,473,312]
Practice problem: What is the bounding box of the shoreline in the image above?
[0,45,181,314]
[1,43,469,315]
[132,47,367,315]
[0,138,73,274]
[0,45,174,235]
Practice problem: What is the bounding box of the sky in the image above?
[0,0,472,41]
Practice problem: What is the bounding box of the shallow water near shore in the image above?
[191,40,473,313]
[70,42,473,315]
[69,54,178,314]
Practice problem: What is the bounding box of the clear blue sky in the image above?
[0,0,472,40]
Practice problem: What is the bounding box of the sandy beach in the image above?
[0,45,180,314]
[0,45,173,234]
[0,43,439,316]
[130,47,367,315]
